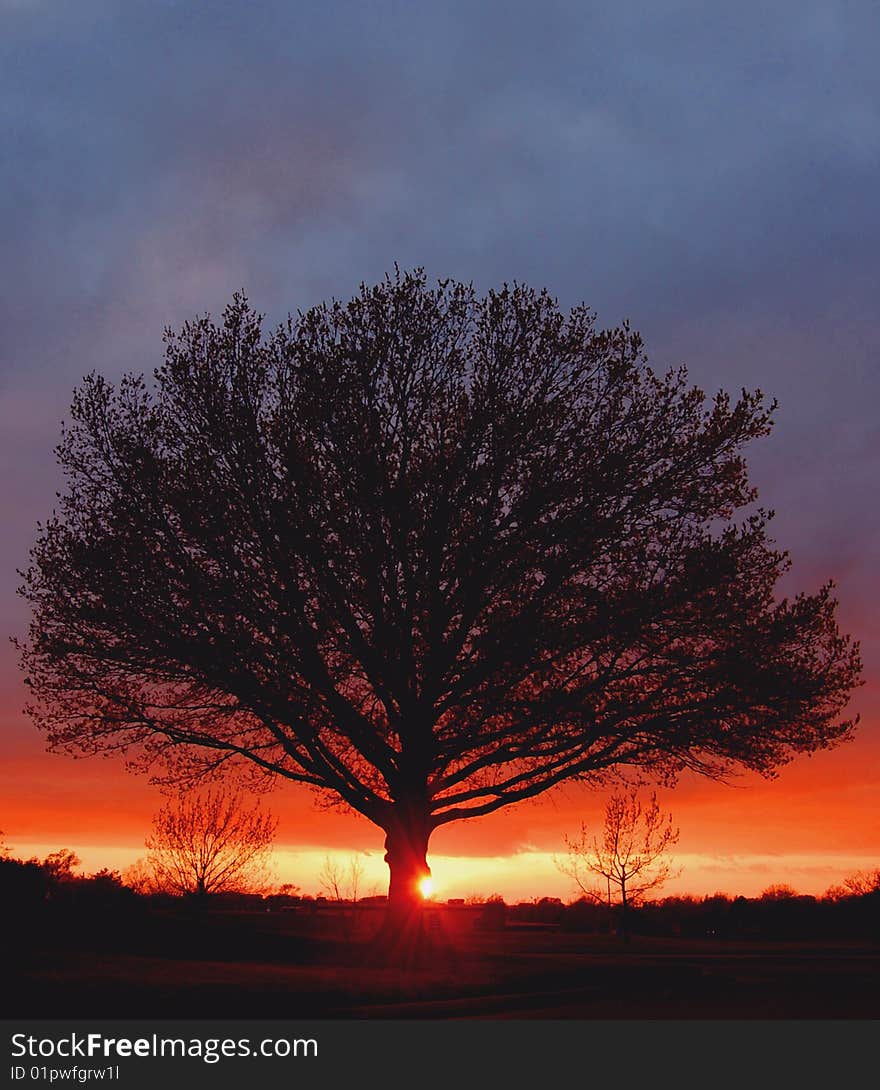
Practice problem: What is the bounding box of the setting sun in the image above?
[418,876,434,899]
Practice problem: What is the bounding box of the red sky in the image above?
[3,677,876,902]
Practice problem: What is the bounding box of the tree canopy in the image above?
[19,269,861,920]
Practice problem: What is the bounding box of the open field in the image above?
[5,905,879,1020]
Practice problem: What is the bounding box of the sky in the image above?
[1,0,878,902]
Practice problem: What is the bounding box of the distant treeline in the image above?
[494,888,880,941]
[2,847,878,944]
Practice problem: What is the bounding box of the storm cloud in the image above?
[2,0,878,713]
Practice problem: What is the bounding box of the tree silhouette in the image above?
[41,848,81,883]
[145,789,276,897]
[760,883,800,901]
[122,857,159,895]
[319,854,366,902]
[19,269,861,944]
[842,869,880,897]
[825,868,880,900]
[557,788,679,937]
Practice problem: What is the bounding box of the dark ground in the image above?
[5,903,879,1019]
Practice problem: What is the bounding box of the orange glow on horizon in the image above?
[1,691,876,904]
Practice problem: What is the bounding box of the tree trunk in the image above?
[369,810,435,965]
[620,882,630,942]
[386,827,430,913]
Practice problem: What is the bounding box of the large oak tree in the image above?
[19,270,861,937]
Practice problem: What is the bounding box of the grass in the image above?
[6,905,879,1019]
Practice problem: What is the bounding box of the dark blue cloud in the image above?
[1,0,878,685]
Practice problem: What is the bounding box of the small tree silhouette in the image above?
[318,853,365,902]
[41,849,81,882]
[145,789,276,897]
[760,883,799,901]
[558,788,679,938]
[122,857,159,895]
[843,868,880,897]
[825,868,880,900]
